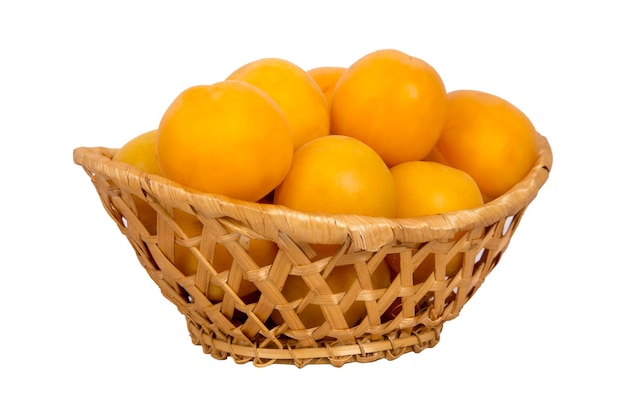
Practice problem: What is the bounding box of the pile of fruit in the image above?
[112,48,540,325]
[116,48,538,211]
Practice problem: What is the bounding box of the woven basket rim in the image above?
[73,134,552,251]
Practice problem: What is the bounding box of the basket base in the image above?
[185,316,442,368]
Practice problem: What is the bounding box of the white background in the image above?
[2,1,624,415]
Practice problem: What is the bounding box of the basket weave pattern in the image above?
[73,135,552,367]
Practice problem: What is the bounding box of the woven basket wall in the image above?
[73,134,552,367]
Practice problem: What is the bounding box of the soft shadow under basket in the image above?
[73,134,552,367]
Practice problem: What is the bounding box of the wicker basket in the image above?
[73,134,552,367]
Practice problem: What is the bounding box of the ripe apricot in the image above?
[330,49,447,166]
[386,161,484,283]
[113,129,161,175]
[307,66,346,109]
[435,90,539,200]
[273,135,396,217]
[157,81,293,202]
[227,58,329,151]
[113,129,161,233]
[390,160,484,218]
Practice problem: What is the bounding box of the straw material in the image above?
[73,134,552,367]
